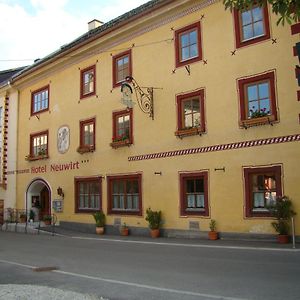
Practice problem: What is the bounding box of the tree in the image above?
[223,0,300,25]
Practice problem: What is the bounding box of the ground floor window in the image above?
[244,165,282,217]
[75,177,102,213]
[179,171,209,216]
[107,174,142,215]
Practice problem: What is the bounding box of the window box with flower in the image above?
[241,107,275,128]
[110,135,132,149]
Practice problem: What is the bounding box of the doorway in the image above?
[26,179,51,221]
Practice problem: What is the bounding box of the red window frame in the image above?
[234,4,270,48]
[79,118,96,150]
[74,176,102,213]
[107,174,142,216]
[31,85,49,116]
[112,109,133,143]
[179,171,209,216]
[176,89,205,132]
[30,130,49,157]
[175,22,202,68]
[112,50,132,88]
[244,165,282,218]
[80,65,96,99]
[238,71,277,125]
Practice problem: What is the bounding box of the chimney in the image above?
[88,19,104,31]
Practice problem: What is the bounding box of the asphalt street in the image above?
[0,231,299,300]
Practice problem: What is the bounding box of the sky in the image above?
[0,0,149,71]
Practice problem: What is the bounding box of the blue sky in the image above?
[0,0,149,70]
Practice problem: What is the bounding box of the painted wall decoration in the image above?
[57,126,70,154]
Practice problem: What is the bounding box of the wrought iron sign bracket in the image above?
[122,76,161,120]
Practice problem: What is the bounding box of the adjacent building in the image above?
[3,0,300,237]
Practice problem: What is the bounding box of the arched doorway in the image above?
[26,178,51,221]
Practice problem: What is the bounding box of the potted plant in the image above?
[208,219,219,240]
[43,214,52,225]
[93,211,105,235]
[19,212,27,223]
[145,207,162,238]
[29,210,35,222]
[120,223,129,236]
[268,196,296,244]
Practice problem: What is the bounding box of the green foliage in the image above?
[223,0,300,25]
[145,208,162,230]
[93,211,106,227]
[209,219,217,231]
[29,210,35,220]
[43,214,52,221]
[268,196,296,235]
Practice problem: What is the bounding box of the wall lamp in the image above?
[57,187,64,198]
[121,76,155,120]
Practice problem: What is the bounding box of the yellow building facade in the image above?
[8,0,300,237]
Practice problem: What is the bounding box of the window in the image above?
[175,90,205,137]
[31,86,49,115]
[75,177,102,213]
[238,71,277,127]
[175,22,202,67]
[80,65,96,98]
[180,172,209,216]
[111,109,133,148]
[30,130,48,158]
[79,118,95,152]
[107,174,142,215]
[113,50,132,87]
[234,4,270,48]
[244,166,282,217]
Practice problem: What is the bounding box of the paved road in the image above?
[0,231,299,300]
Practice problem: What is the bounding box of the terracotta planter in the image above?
[208,231,219,240]
[277,234,289,244]
[44,220,51,226]
[19,217,27,223]
[150,229,160,238]
[96,226,104,235]
[121,228,129,236]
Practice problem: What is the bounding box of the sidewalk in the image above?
[38,225,299,251]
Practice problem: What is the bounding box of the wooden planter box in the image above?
[25,154,48,161]
[240,115,275,129]
[110,139,131,149]
[175,127,203,138]
[77,146,93,154]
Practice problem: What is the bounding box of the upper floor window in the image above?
[179,171,209,216]
[75,176,102,213]
[78,118,95,153]
[234,4,270,48]
[111,109,133,148]
[80,65,96,98]
[31,86,49,115]
[175,22,202,68]
[244,165,282,217]
[238,71,277,128]
[175,89,205,138]
[113,50,132,87]
[107,174,142,216]
[29,130,48,159]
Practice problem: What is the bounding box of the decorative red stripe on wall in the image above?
[128,134,300,162]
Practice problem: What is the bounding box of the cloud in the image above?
[0,0,148,70]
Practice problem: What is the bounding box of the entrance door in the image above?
[0,200,4,225]
[40,187,50,219]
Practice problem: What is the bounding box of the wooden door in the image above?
[0,200,4,225]
[40,187,50,219]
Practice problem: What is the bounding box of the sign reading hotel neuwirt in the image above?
[7,161,80,175]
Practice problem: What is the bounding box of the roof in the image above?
[0,66,27,85]
[12,0,171,82]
